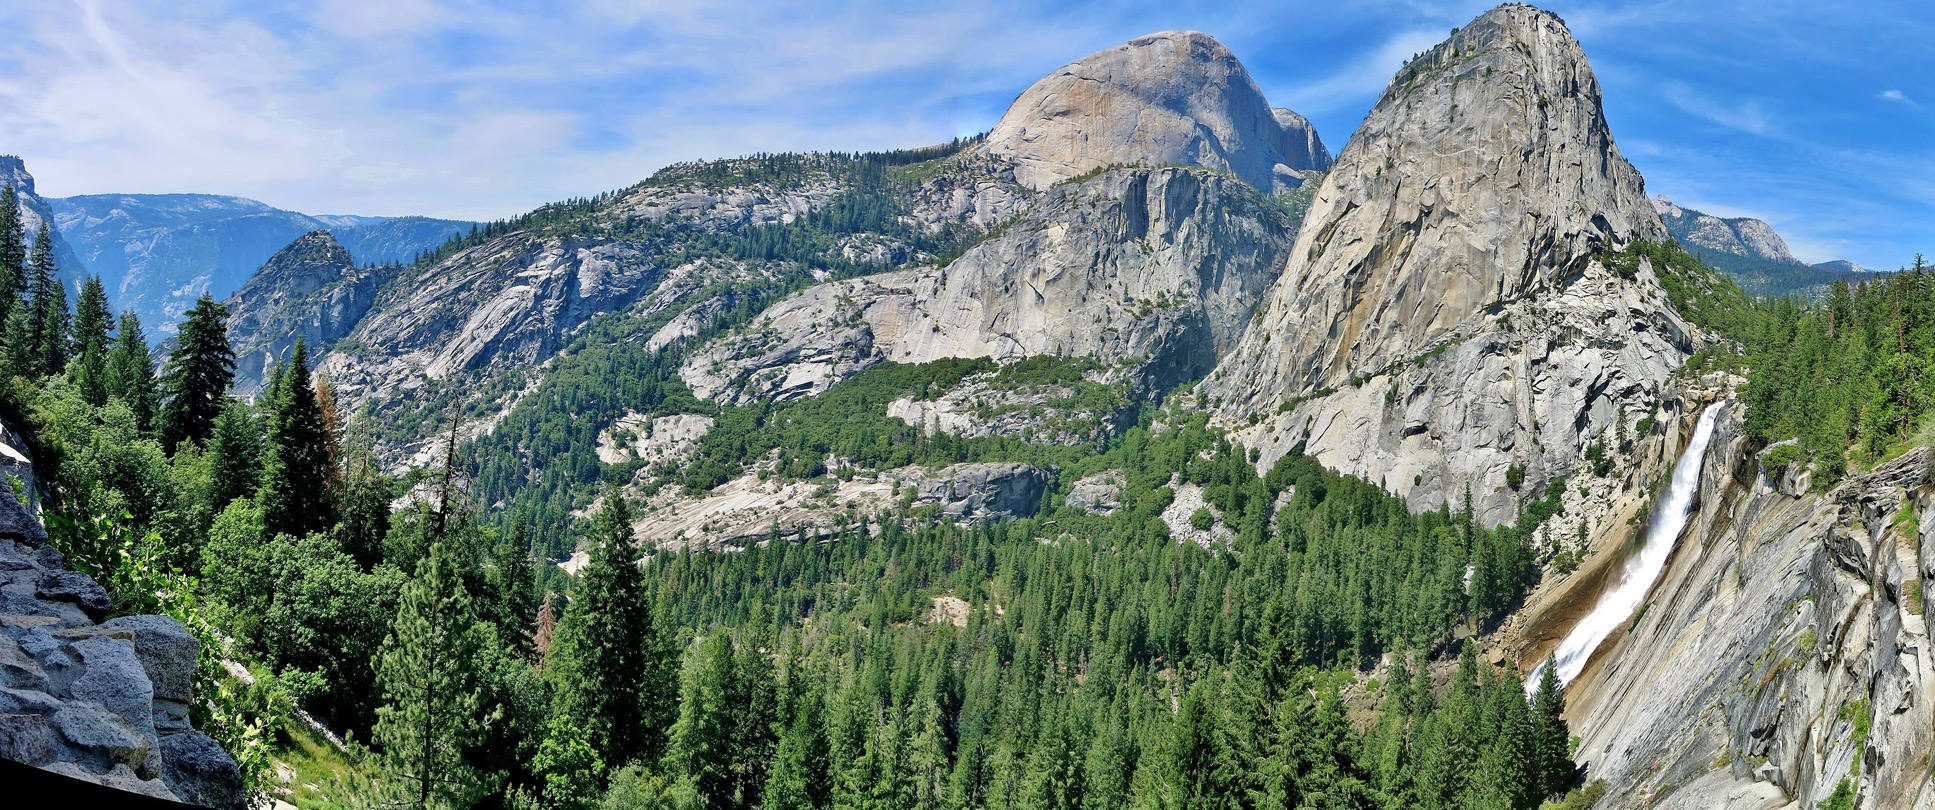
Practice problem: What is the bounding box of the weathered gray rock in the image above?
[225,230,383,395]
[0,487,46,547]
[158,730,245,810]
[889,463,1050,522]
[1203,5,1687,526]
[979,31,1329,192]
[1653,195,1801,266]
[1565,404,1935,809]
[0,461,238,807]
[36,571,110,622]
[683,167,1298,405]
[1066,471,1124,515]
[101,615,197,733]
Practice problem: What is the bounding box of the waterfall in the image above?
[1534,403,1722,690]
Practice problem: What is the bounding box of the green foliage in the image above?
[1539,780,1608,810]
[550,494,673,769]
[104,310,158,432]
[159,294,236,451]
[258,340,337,538]
[533,712,607,810]
[1817,778,1855,810]
[373,536,495,808]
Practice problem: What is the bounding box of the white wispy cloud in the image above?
[1280,28,1443,115]
[1880,89,1913,104]
[1661,80,1774,135]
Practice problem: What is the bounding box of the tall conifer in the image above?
[259,340,337,538]
[105,311,157,430]
[159,294,235,451]
[550,492,665,769]
[372,536,492,808]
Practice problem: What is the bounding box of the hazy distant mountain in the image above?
[1651,195,1865,296]
[48,192,474,330]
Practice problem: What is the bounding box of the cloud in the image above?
[1880,89,1913,104]
[1280,28,1443,114]
[1661,80,1773,135]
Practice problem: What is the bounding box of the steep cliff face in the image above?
[680,166,1298,404]
[0,156,86,283]
[979,30,1329,193]
[226,231,382,394]
[1203,4,1687,527]
[1563,403,1935,810]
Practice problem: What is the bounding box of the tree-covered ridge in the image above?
[1619,237,1935,487]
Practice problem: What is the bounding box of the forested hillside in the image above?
[5,4,1930,810]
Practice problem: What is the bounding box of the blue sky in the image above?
[0,1,1927,270]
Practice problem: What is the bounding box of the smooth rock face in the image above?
[890,463,1050,522]
[682,167,1297,404]
[1568,405,1935,810]
[225,230,381,394]
[1203,5,1685,526]
[981,31,1329,193]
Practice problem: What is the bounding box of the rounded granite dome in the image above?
[980,30,1329,193]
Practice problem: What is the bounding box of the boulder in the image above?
[157,730,245,810]
[102,615,199,733]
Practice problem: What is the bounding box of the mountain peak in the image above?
[979,30,1329,193]
[1201,4,1682,526]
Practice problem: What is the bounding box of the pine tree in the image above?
[550,493,666,768]
[207,399,263,512]
[258,339,337,538]
[1,309,30,381]
[334,433,393,571]
[68,278,110,403]
[159,294,235,451]
[105,311,157,431]
[762,684,831,810]
[23,223,68,376]
[1531,659,1573,799]
[0,186,26,325]
[372,536,492,809]
[73,275,111,354]
[481,522,538,660]
[670,632,738,810]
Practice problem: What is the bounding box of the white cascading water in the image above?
[1533,403,1722,691]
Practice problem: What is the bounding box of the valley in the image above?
[0,4,1927,810]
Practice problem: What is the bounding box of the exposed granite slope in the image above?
[225,230,381,394]
[1202,4,1687,527]
[680,166,1297,405]
[980,30,1329,192]
[1565,403,1935,810]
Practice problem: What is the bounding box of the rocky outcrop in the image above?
[886,370,1128,446]
[630,461,1049,549]
[682,166,1298,405]
[0,156,85,284]
[1203,5,1687,527]
[317,233,661,408]
[225,231,382,394]
[1653,195,1802,266]
[0,487,242,808]
[1563,403,1935,809]
[979,31,1329,193]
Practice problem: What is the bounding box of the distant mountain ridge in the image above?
[48,192,475,331]
[1651,195,1865,296]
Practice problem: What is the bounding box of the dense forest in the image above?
[10,153,1927,810]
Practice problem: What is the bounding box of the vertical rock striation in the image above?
[1566,403,1935,810]
[1202,4,1687,526]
